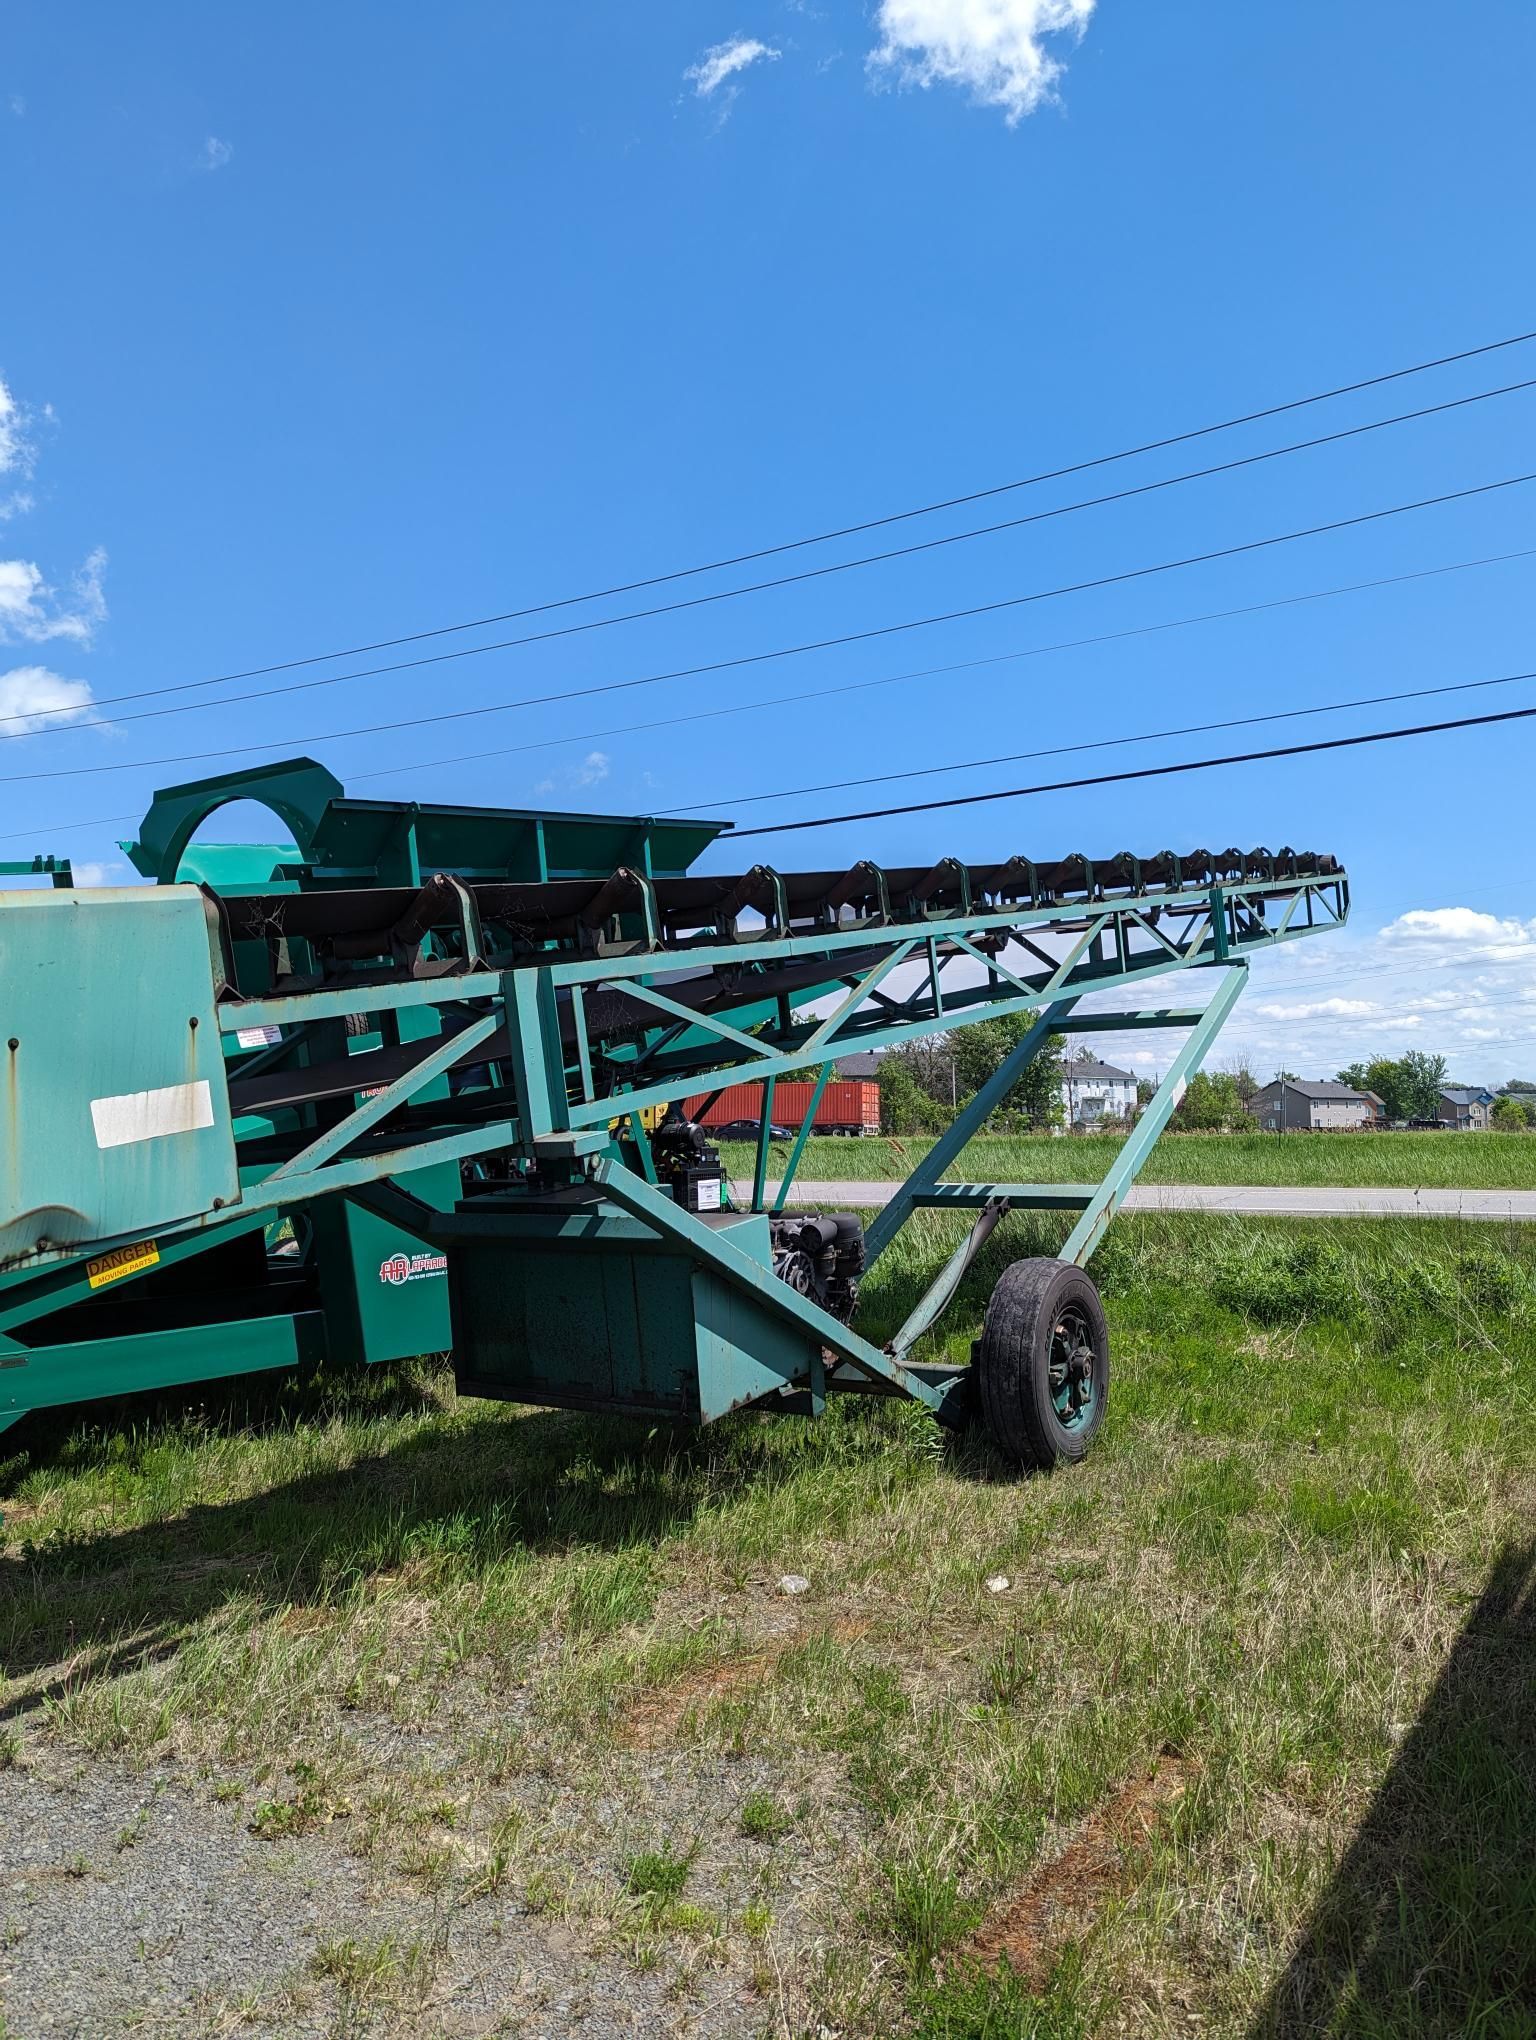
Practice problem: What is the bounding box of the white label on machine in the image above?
[90,1079,215,1150]
[695,1178,723,1211]
[235,1024,282,1050]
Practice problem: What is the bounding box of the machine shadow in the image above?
[0,1384,739,1722]
[1252,1537,1536,2037]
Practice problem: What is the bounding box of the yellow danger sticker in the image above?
[86,1240,160,1290]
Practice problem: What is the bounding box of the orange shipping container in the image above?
[684,1078,879,1136]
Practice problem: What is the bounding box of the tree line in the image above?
[872,1020,1536,1136]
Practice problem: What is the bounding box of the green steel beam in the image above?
[603,977,781,1061]
[863,998,1079,1264]
[271,1012,499,1180]
[771,1062,833,1216]
[219,971,505,1032]
[0,1208,273,1338]
[1065,1008,1210,1032]
[751,1074,777,1214]
[544,874,1346,986]
[0,1311,326,1423]
[1059,964,1248,1266]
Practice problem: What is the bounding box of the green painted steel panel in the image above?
[0,886,238,1265]
[308,1172,455,1368]
[445,1201,810,1420]
[168,842,301,892]
[123,755,729,887]
[0,1310,324,1422]
[691,1265,813,1422]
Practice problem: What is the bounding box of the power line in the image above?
[349,547,1532,796]
[36,324,1536,716]
[11,370,1535,739]
[5,541,1530,849]
[664,665,1536,816]
[728,693,1536,838]
[6,469,1532,788]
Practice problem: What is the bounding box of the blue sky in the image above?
[3,2,1535,1082]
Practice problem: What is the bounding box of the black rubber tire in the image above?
[976,1257,1110,1468]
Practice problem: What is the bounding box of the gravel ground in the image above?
[0,1734,839,2038]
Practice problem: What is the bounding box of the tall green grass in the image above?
[718,1129,1536,1189]
[4,1211,1535,2037]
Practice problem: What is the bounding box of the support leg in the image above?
[1059,965,1247,1266]
[865,996,1079,1264]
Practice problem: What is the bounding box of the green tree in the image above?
[1336,1056,1415,1122]
[1505,1079,1536,1095]
[1491,1094,1530,1130]
[1399,1049,1449,1122]
[1170,1069,1248,1132]
[950,1012,1064,1128]
[876,1056,948,1135]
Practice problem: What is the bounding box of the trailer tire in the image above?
[976,1258,1109,1468]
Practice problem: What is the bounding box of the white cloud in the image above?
[1253,997,1380,1021]
[0,375,107,640]
[0,664,97,734]
[202,136,233,171]
[69,859,126,887]
[534,751,612,798]
[0,546,107,646]
[685,36,781,120]
[868,0,1094,124]
[1383,906,1535,949]
[0,372,36,487]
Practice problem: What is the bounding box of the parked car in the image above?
[713,1119,793,1141]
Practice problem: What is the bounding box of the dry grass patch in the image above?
[618,1614,873,1748]
[964,1753,1198,1989]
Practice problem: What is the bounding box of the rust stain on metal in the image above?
[962,1752,1197,1987]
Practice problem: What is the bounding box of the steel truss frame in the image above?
[0,863,1346,1430]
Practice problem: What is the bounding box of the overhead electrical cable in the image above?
[727,697,1536,838]
[15,370,1536,737]
[664,664,1536,816]
[4,543,1531,848]
[34,324,1536,713]
[347,546,1533,795]
[5,470,1532,788]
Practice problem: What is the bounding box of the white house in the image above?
[1059,1059,1137,1127]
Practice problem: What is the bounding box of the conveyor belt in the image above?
[210,845,1342,997]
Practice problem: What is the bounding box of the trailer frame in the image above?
[0,757,1348,1457]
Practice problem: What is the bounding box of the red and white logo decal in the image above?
[379,1251,447,1287]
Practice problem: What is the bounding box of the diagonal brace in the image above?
[270,1011,499,1180]
[1059,964,1247,1266]
[864,995,1079,1265]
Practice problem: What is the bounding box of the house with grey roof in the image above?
[1438,1086,1493,1130]
[1248,1079,1380,1132]
[834,1051,884,1079]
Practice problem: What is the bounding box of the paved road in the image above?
[736,1181,1536,1220]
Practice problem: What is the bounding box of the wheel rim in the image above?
[1048,1302,1099,1430]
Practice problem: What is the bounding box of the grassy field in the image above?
[3,1210,1536,2035]
[717,1128,1536,1190]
